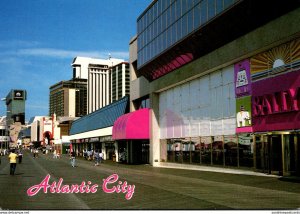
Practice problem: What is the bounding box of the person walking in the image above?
[83,149,87,160]
[53,150,57,159]
[8,149,18,175]
[70,151,76,167]
[94,150,100,166]
[99,152,103,164]
[18,150,23,164]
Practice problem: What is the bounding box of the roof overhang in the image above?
[112,108,150,140]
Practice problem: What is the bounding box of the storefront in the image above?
[112,108,150,164]
[69,96,129,161]
[251,69,300,176]
[235,38,300,176]
[159,65,239,167]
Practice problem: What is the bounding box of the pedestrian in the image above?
[70,151,76,167]
[53,150,57,159]
[87,150,91,161]
[83,149,87,160]
[94,150,100,166]
[35,149,39,158]
[99,152,103,164]
[8,149,18,175]
[18,150,23,164]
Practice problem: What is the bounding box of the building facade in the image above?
[5,89,27,126]
[134,0,300,176]
[5,89,27,148]
[69,96,129,162]
[49,78,87,117]
[72,56,125,114]
[111,62,130,102]
[0,116,9,149]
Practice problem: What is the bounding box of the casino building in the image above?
[132,0,300,176]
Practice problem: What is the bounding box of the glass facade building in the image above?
[137,0,238,69]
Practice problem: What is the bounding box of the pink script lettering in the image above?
[27,174,135,200]
[102,174,135,200]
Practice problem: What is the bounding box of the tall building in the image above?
[4,89,27,148]
[71,56,127,114]
[111,62,130,102]
[126,0,300,175]
[49,78,87,117]
[5,89,27,126]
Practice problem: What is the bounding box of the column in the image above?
[150,92,160,166]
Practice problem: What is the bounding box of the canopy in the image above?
[112,108,150,140]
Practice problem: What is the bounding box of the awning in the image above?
[112,108,150,140]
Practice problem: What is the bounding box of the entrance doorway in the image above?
[255,135,283,175]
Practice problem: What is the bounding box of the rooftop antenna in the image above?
[108,53,111,60]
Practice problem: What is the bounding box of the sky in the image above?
[0,0,150,121]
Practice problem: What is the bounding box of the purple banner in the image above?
[234,59,251,97]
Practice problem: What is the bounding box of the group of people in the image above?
[70,149,104,167]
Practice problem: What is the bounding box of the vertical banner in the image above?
[236,96,252,132]
[234,59,252,97]
[235,59,253,133]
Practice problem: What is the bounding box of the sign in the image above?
[234,59,251,97]
[236,96,252,128]
[14,90,24,100]
[251,69,300,131]
[89,137,99,142]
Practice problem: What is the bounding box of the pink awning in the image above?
[112,108,150,140]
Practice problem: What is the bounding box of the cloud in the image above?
[0,40,40,48]
[26,104,48,110]
[16,48,129,60]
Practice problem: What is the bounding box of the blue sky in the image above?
[0,0,150,121]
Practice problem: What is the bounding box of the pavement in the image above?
[0,150,300,210]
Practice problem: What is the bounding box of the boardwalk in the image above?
[0,150,299,210]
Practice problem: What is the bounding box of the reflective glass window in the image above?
[182,13,188,38]
[176,0,181,17]
[153,2,158,18]
[157,16,162,35]
[187,9,194,33]
[201,136,212,165]
[212,136,224,165]
[167,27,172,47]
[208,0,216,19]
[162,11,167,31]
[191,137,201,164]
[157,0,162,14]
[182,0,187,15]
[216,0,224,14]
[224,135,238,166]
[167,139,175,162]
[200,0,207,25]
[176,19,182,41]
[224,0,234,9]
[163,31,167,50]
[187,0,194,11]
[167,7,171,28]
[238,134,254,167]
[171,23,177,44]
[193,3,200,29]
[182,138,191,164]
